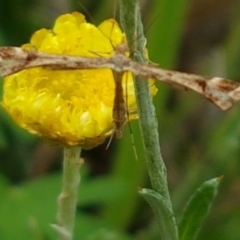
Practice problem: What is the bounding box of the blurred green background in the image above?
[1,0,240,239]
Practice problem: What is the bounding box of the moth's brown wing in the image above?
[129,62,240,110]
[201,77,240,110]
[0,47,118,77]
[0,47,29,77]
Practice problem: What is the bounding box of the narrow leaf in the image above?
[139,188,178,240]
[178,177,222,240]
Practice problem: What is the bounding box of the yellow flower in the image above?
[3,12,157,149]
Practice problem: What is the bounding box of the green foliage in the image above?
[178,177,221,240]
[0,171,130,239]
[1,0,240,239]
[139,188,178,240]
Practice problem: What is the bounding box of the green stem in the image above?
[119,0,178,239]
[56,146,82,240]
[119,0,170,207]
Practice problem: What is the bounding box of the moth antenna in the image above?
[77,2,95,24]
[112,0,118,22]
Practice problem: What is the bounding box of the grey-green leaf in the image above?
[178,177,221,240]
[139,188,178,240]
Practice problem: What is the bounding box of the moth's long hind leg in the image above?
[124,72,139,161]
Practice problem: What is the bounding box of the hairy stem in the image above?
[56,146,82,240]
[119,0,178,239]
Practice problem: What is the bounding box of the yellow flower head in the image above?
[3,12,157,149]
